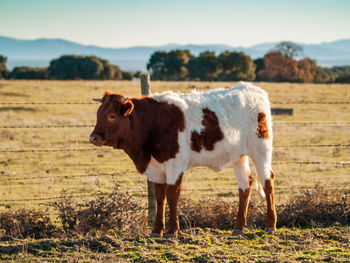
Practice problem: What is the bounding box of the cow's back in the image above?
[151,82,272,173]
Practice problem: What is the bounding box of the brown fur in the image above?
[263,170,277,230]
[234,176,253,231]
[191,108,224,152]
[152,174,183,237]
[257,112,269,139]
[152,183,167,235]
[165,174,183,236]
[91,95,185,174]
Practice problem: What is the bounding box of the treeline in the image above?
[0,55,135,80]
[1,41,350,83]
[147,42,350,83]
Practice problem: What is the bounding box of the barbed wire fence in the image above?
[1,94,350,220]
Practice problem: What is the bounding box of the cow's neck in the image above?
[121,98,155,174]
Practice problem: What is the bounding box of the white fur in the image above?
[143,82,273,190]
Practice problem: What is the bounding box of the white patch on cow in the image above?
[147,82,273,191]
[143,157,166,184]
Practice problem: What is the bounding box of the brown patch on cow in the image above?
[123,98,185,173]
[191,108,224,152]
[234,176,253,231]
[257,112,269,139]
[263,170,277,230]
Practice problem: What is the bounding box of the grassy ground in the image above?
[0,80,349,207]
[0,80,349,262]
[0,227,349,262]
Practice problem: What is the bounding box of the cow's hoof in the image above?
[232,230,244,236]
[163,233,177,239]
[265,228,276,234]
[149,233,162,238]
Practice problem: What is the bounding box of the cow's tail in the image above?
[255,176,265,198]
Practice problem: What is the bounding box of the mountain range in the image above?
[1,35,350,72]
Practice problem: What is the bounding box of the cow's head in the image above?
[90,92,134,149]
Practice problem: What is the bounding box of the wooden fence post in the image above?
[140,73,156,228]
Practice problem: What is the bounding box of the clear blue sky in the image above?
[1,0,349,48]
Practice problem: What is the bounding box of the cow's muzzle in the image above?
[89,134,105,146]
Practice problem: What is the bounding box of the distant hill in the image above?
[1,36,350,71]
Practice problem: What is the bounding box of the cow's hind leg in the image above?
[150,183,166,237]
[165,174,183,238]
[232,155,252,235]
[251,149,277,232]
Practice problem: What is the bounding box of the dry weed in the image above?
[0,209,56,239]
[53,183,146,234]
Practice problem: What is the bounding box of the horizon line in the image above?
[1,34,349,50]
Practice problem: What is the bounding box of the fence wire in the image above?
[1,101,349,105]
[1,186,349,204]
[1,99,349,209]
[1,122,350,129]
[1,144,350,153]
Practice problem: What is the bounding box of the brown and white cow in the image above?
[90,82,276,237]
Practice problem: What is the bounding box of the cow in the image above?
[90,82,276,238]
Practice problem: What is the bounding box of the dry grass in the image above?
[178,184,350,230]
[0,209,56,239]
[0,80,349,261]
[53,184,146,235]
[0,183,348,262]
[0,81,349,209]
[0,184,348,241]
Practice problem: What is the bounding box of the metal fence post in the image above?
[140,73,156,228]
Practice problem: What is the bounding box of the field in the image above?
[0,80,349,262]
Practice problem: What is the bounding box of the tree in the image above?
[10,67,48,79]
[147,50,193,80]
[218,51,256,81]
[297,58,319,82]
[100,59,123,80]
[146,51,168,80]
[275,41,303,58]
[313,67,336,83]
[254,58,264,80]
[122,71,134,80]
[258,51,299,82]
[0,55,9,79]
[188,51,218,81]
[164,50,193,80]
[335,73,350,83]
[48,55,122,80]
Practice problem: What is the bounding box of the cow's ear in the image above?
[120,99,134,117]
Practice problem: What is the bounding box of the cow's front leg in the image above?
[151,183,166,237]
[165,174,183,238]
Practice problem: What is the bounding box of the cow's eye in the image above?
[108,114,116,120]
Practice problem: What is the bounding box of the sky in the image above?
[1,0,350,48]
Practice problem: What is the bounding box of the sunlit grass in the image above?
[0,80,349,210]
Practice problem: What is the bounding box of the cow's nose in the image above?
[90,134,97,144]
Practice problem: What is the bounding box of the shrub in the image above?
[178,198,237,229]
[278,184,350,227]
[0,209,56,239]
[48,55,122,80]
[10,67,48,79]
[122,71,134,80]
[53,184,146,234]
[178,184,349,230]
